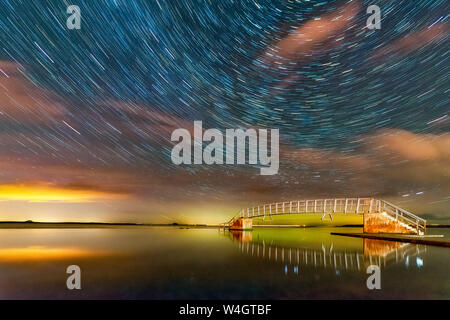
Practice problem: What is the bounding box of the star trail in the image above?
[0,0,448,223]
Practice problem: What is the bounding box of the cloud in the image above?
[283,129,450,169]
[260,1,360,69]
[371,22,448,63]
[282,147,373,171]
[87,100,194,144]
[364,129,450,162]
[0,60,194,150]
[282,129,450,197]
[0,61,67,123]
[258,1,361,92]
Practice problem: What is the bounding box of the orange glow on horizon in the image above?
[0,246,103,261]
[0,184,127,203]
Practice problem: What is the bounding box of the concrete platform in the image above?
[331,232,450,248]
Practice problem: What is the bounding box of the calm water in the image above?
[0,226,448,299]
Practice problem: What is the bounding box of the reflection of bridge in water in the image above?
[228,231,427,272]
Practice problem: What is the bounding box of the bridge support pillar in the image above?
[230,218,253,231]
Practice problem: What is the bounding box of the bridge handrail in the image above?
[238,197,374,218]
[378,199,426,235]
[380,200,426,222]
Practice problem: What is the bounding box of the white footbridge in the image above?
[224,197,426,235]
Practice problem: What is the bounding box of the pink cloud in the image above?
[0,61,67,123]
[260,1,361,69]
[371,22,448,62]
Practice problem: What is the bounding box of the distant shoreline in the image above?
[0,221,213,229]
[0,221,448,229]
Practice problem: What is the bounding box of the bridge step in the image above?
[364,212,420,235]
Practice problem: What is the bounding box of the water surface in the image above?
[0,226,448,299]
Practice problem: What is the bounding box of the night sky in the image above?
[0,0,448,223]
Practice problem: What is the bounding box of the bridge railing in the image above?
[238,197,375,219]
[376,199,426,235]
[235,241,427,271]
